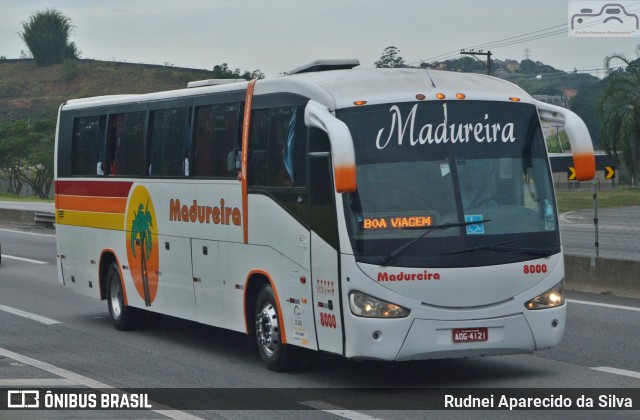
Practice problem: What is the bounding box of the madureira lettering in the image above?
[377,271,441,282]
[375,103,516,149]
[169,198,241,226]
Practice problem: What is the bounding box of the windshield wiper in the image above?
[378,219,491,266]
[445,240,555,257]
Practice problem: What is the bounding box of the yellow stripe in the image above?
[56,210,125,230]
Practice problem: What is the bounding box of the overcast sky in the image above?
[1,0,639,77]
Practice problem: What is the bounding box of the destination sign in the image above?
[362,215,433,230]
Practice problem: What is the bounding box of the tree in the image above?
[599,48,640,185]
[375,46,406,68]
[0,118,55,198]
[212,63,264,80]
[18,9,79,66]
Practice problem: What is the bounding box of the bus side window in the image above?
[193,105,214,176]
[105,112,145,176]
[149,107,190,177]
[193,103,241,178]
[70,115,106,176]
[216,103,241,177]
[309,126,331,153]
[248,109,270,185]
[248,106,305,188]
[105,114,122,175]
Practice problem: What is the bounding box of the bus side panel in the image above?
[229,193,317,350]
[310,232,343,355]
[220,241,317,350]
[57,224,115,300]
[151,235,198,321]
[192,239,226,327]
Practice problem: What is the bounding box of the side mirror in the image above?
[304,100,357,193]
[535,100,595,181]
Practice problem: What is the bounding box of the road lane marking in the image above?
[301,400,382,420]
[0,305,60,325]
[0,228,55,237]
[567,299,640,312]
[0,379,77,386]
[591,367,640,379]
[0,347,203,420]
[1,254,48,265]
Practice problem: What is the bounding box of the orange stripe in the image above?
[241,79,257,244]
[56,195,127,214]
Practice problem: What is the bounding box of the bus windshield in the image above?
[338,100,559,268]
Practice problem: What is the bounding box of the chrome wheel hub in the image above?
[256,303,279,356]
[110,276,122,318]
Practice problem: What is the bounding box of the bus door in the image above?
[309,151,343,355]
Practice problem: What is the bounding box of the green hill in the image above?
[0,59,216,121]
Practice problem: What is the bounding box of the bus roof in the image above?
[60,67,534,113]
[257,68,534,110]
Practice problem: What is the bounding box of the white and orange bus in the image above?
[55,60,595,371]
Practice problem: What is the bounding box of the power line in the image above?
[413,2,640,67]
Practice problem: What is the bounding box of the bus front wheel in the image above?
[255,284,300,371]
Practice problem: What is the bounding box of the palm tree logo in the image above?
[130,200,153,307]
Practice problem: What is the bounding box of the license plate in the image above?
[452,327,488,343]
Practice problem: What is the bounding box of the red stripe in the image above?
[55,180,133,197]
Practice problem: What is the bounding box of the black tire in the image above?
[106,261,140,330]
[254,284,300,371]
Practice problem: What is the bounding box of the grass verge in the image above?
[556,187,640,213]
[0,193,53,203]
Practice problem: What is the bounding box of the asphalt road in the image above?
[559,206,640,261]
[1,225,640,419]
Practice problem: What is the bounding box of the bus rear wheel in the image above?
[255,284,300,371]
[106,262,139,330]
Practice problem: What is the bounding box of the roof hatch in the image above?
[187,79,246,88]
[288,59,360,75]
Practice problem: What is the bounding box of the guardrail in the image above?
[34,212,55,227]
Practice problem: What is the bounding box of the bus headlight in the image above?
[525,281,565,310]
[349,291,410,318]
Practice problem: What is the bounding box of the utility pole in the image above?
[460,50,492,75]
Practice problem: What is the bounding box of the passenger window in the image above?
[149,108,190,177]
[71,115,106,176]
[193,103,241,177]
[106,112,145,176]
[248,106,305,187]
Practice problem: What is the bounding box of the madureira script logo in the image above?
[169,198,241,226]
[126,185,159,307]
[377,270,441,282]
[376,103,517,150]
